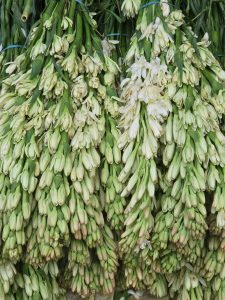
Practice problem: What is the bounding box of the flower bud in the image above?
[121,0,141,18]
[47,206,58,227]
[58,185,66,206]
[30,39,47,59]
[10,160,23,182]
[3,155,14,175]
[28,176,38,194]
[64,155,73,176]
[50,183,58,206]
[21,170,29,191]
[71,76,88,100]
[1,135,11,156]
[48,128,61,153]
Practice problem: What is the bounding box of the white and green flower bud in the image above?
[1,135,12,157]
[21,169,29,191]
[30,38,47,59]
[58,185,66,206]
[48,128,61,153]
[121,0,141,19]
[9,160,23,182]
[64,155,73,176]
[71,75,88,100]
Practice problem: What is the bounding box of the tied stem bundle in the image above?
[0,0,120,297]
[117,0,225,298]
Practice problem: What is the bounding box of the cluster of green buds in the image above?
[64,225,118,297]
[12,263,66,300]
[158,1,225,267]
[117,0,225,296]
[0,0,121,297]
[0,261,65,300]
[100,116,126,230]
[0,261,16,299]
[195,236,225,282]
[117,0,178,284]
[118,55,172,253]
[0,179,32,262]
[167,267,206,300]
[119,255,168,298]
[211,166,225,229]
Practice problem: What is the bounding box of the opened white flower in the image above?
[71,75,88,100]
[30,38,47,59]
[129,56,151,79]
[120,78,142,104]
[50,35,64,54]
[198,32,211,48]
[139,85,162,103]
[160,0,170,17]
[129,115,140,139]
[147,99,172,119]
[101,38,119,57]
[140,22,158,41]
[61,16,73,30]
[121,0,141,18]
[149,58,169,83]
[82,53,103,76]
[153,20,173,53]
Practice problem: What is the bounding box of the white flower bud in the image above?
[121,0,141,18]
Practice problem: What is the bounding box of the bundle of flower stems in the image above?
[0,0,45,77]
[179,0,225,68]
[1,0,225,299]
[0,0,120,298]
[96,0,134,62]
[117,0,225,299]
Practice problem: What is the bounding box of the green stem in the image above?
[42,0,57,23]
[2,1,9,46]
[75,12,83,52]
[21,0,33,22]
[68,0,76,34]
[56,0,66,35]
[6,0,12,11]
[84,19,92,53]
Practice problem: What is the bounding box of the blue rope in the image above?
[140,1,176,9]
[0,44,24,53]
[75,0,84,4]
[140,1,160,9]
[106,33,129,37]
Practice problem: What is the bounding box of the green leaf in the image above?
[174,28,183,82]
[185,86,195,111]
[31,55,45,79]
